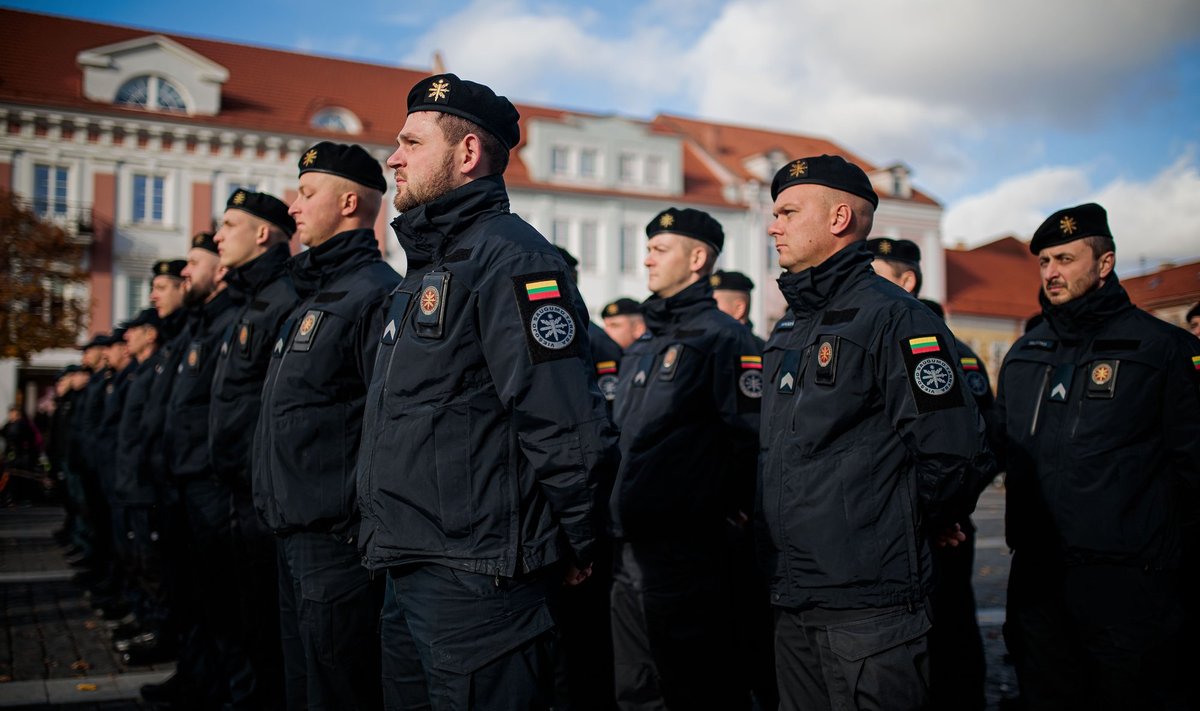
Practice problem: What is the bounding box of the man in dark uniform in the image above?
[161,232,249,707]
[757,155,992,711]
[210,189,297,707]
[602,297,646,350]
[994,203,1200,710]
[866,236,991,711]
[711,269,766,352]
[608,207,761,709]
[91,325,135,624]
[71,334,116,590]
[111,291,182,661]
[358,74,615,710]
[253,142,398,711]
[1187,302,1200,339]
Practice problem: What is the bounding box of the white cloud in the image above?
[942,149,1200,275]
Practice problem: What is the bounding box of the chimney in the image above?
[432,51,446,75]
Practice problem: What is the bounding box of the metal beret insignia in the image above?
[1059,216,1077,235]
[232,191,246,205]
[659,213,675,228]
[302,149,317,167]
[788,160,808,178]
[605,303,618,316]
[878,240,892,255]
[427,79,450,102]
[710,274,721,287]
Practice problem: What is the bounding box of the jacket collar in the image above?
[390,174,510,270]
[224,243,291,304]
[1040,272,1132,343]
[640,278,716,334]
[777,242,874,314]
[288,228,382,297]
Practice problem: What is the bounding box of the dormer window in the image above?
[311,107,362,135]
[115,75,188,113]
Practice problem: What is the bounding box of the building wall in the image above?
[945,312,1024,384]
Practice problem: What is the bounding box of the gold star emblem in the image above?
[789,160,808,178]
[659,213,675,228]
[157,263,169,274]
[710,275,721,287]
[605,304,618,316]
[193,234,205,247]
[1060,216,1077,235]
[232,191,246,205]
[302,149,318,167]
[879,240,892,255]
[427,79,451,102]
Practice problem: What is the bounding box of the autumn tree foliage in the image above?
[0,189,89,362]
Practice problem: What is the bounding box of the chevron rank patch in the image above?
[380,291,413,346]
[899,334,963,413]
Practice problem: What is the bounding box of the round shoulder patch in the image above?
[817,341,834,368]
[965,369,989,397]
[1090,363,1112,385]
[597,373,618,401]
[914,357,955,396]
[530,304,575,350]
[739,369,764,398]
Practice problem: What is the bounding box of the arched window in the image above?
[311,107,362,134]
[115,75,188,113]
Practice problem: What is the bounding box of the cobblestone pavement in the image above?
[0,487,1018,709]
[0,506,170,709]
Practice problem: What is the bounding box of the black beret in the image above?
[867,238,922,267]
[407,74,521,150]
[771,154,879,207]
[1029,203,1111,254]
[710,270,755,292]
[555,246,579,269]
[298,141,387,193]
[152,259,186,279]
[190,232,218,255]
[76,335,106,350]
[646,207,725,253]
[56,364,82,379]
[1187,303,1200,322]
[110,326,128,343]
[121,307,161,331]
[226,189,296,236]
[603,298,641,318]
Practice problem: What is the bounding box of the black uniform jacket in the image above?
[74,368,112,476]
[163,290,237,481]
[608,279,761,541]
[995,275,1200,568]
[95,360,137,494]
[357,175,616,577]
[113,309,186,506]
[254,228,400,537]
[140,312,190,492]
[757,243,993,610]
[209,244,298,486]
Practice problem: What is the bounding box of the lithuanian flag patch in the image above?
[525,279,561,301]
[596,360,618,375]
[1192,354,1200,370]
[740,355,763,370]
[908,336,940,354]
[960,357,980,371]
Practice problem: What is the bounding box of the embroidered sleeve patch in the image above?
[738,354,764,404]
[511,271,582,364]
[899,334,964,413]
[596,360,619,401]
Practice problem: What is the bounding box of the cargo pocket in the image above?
[432,405,472,540]
[429,597,555,676]
[826,606,931,710]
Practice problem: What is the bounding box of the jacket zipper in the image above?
[1029,365,1051,437]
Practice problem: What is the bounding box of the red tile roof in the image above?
[0,9,915,211]
[945,236,1042,321]
[1122,260,1200,311]
[652,114,940,206]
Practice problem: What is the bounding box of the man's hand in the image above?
[563,563,593,587]
[934,523,966,548]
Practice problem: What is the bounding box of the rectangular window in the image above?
[579,149,598,178]
[579,221,598,272]
[551,147,569,175]
[33,164,68,216]
[620,224,640,274]
[645,156,663,186]
[618,153,637,183]
[126,275,149,319]
[551,219,570,246]
[132,174,166,224]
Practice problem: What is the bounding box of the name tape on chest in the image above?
[511,271,581,364]
[900,334,964,413]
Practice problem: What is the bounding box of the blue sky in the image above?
[7,0,1200,274]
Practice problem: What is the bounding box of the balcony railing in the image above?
[14,198,94,244]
